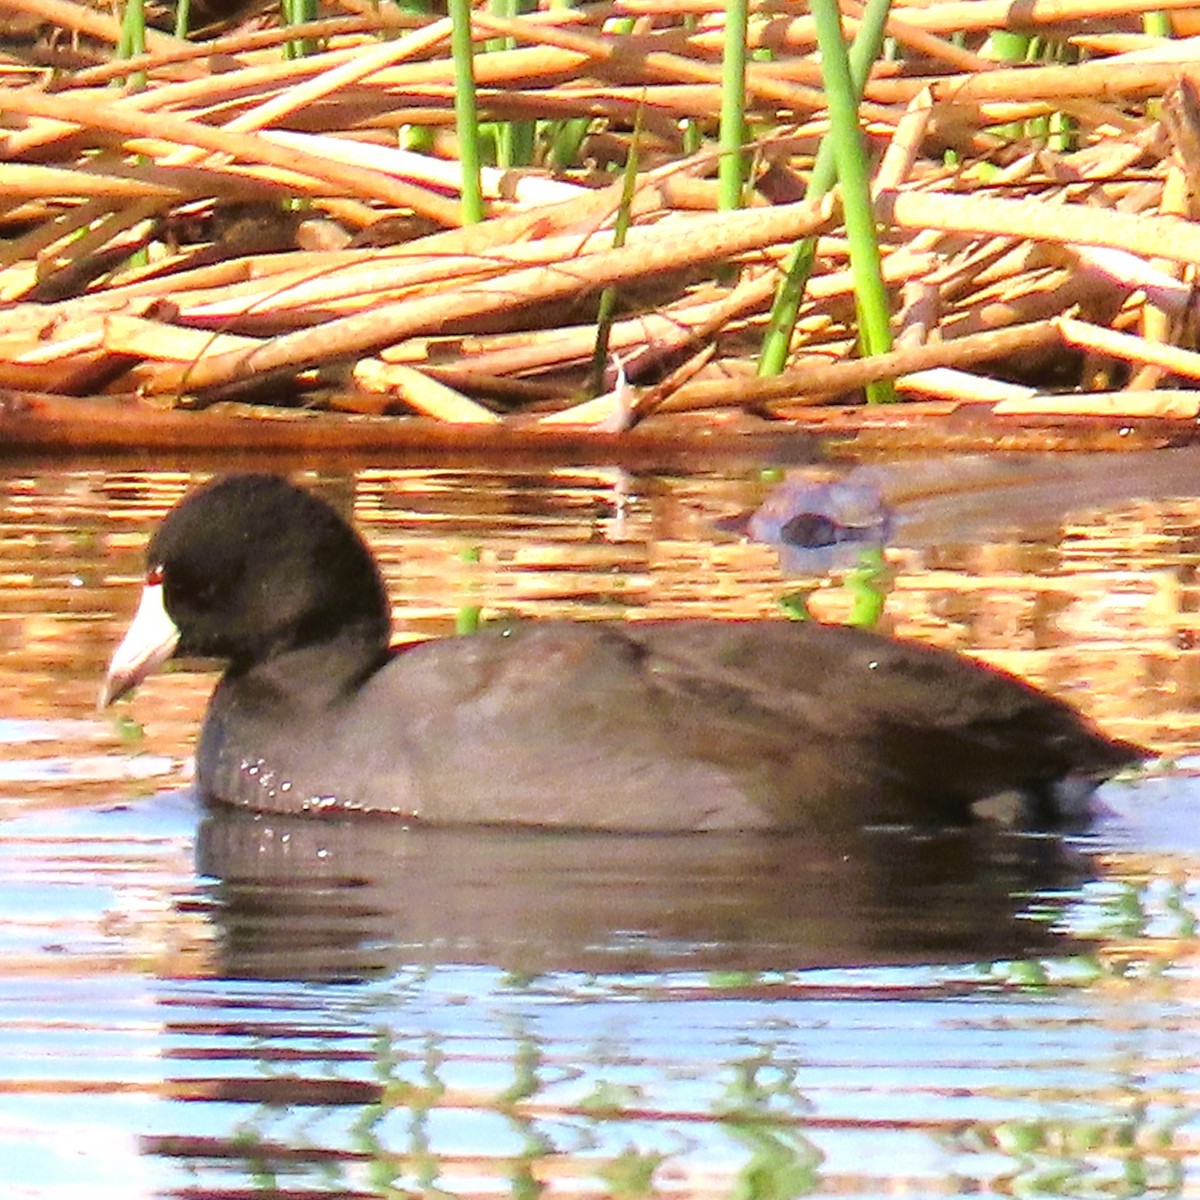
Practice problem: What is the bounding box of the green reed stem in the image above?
[547,12,633,169]
[718,0,749,210]
[546,119,592,170]
[393,0,434,150]
[489,0,536,167]
[118,0,147,87]
[455,546,483,635]
[544,0,592,169]
[680,14,702,155]
[281,0,319,58]
[809,0,893,402]
[984,29,1030,139]
[590,109,642,394]
[758,0,891,379]
[845,548,888,627]
[448,0,485,224]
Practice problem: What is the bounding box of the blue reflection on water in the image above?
[0,786,1196,1197]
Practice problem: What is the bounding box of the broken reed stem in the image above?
[0,0,180,49]
[69,15,427,84]
[140,198,830,395]
[1,167,685,327]
[880,190,1200,270]
[0,87,464,223]
[1056,317,1200,380]
[155,19,455,170]
[664,321,1064,411]
[869,56,1197,105]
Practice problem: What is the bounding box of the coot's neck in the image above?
[225,615,392,707]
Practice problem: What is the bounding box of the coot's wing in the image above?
[622,619,1142,822]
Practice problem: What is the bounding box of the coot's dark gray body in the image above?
[103,474,1144,831]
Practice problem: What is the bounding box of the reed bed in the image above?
[3,0,1200,444]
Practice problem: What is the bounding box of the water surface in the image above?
[2,459,1200,1199]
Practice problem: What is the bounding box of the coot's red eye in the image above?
[147,564,165,586]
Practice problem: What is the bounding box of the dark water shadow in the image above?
[196,808,1098,982]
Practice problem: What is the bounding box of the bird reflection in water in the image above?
[197,809,1096,983]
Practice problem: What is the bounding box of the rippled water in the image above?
[3,458,1200,1199]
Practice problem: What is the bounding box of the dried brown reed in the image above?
[3,0,1200,446]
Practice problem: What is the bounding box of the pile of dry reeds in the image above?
[3,0,1200,448]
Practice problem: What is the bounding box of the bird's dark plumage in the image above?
[103,473,1145,831]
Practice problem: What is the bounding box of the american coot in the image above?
[102,473,1145,831]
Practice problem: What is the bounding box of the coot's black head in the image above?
[103,474,390,704]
